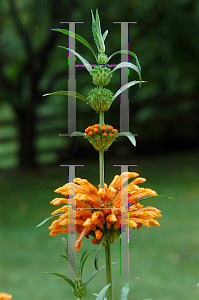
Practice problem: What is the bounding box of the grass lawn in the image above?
[0,150,199,300]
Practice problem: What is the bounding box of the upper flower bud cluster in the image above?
[91,65,112,87]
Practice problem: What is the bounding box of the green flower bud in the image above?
[87,87,114,112]
[73,279,87,298]
[91,65,112,86]
[97,53,109,64]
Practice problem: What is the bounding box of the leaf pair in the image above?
[93,283,130,300]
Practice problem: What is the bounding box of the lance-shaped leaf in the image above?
[62,237,77,274]
[120,283,130,300]
[111,61,142,84]
[78,249,96,277]
[108,50,141,72]
[93,284,111,300]
[127,195,175,208]
[36,211,67,227]
[113,80,145,100]
[58,46,93,74]
[42,91,90,105]
[51,28,97,60]
[70,131,86,137]
[113,132,136,146]
[94,235,109,270]
[102,30,108,42]
[43,272,75,289]
[91,9,105,53]
[86,263,118,287]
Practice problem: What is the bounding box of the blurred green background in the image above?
[0,0,199,299]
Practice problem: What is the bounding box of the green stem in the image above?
[99,111,104,126]
[99,111,104,189]
[105,243,113,300]
[99,150,104,189]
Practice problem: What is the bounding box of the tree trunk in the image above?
[16,107,36,169]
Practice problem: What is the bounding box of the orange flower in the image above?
[49,172,161,251]
[0,293,12,300]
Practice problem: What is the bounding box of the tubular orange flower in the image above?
[49,172,162,251]
[0,293,12,300]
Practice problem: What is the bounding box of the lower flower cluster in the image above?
[49,172,162,251]
[85,124,118,151]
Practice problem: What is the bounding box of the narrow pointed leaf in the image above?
[37,212,67,227]
[111,62,141,83]
[94,235,108,270]
[79,250,96,276]
[43,90,90,105]
[85,262,118,287]
[95,284,111,300]
[58,46,92,74]
[108,50,141,72]
[43,272,75,288]
[113,132,136,146]
[127,195,174,208]
[103,30,108,42]
[113,80,143,100]
[120,283,130,300]
[51,28,97,59]
[70,131,86,137]
[60,254,68,262]
[62,237,77,274]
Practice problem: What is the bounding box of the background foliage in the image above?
[0,0,199,169]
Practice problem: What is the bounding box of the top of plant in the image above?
[91,9,108,54]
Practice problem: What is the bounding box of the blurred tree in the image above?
[0,0,79,168]
[0,0,199,169]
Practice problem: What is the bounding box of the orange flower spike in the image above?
[109,133,113,136]
[95,230,103,239]
[109,175,120,189]
[108,125,113,131]
[85,127,89,133]
[101,125,106,131]
[112,129,118,133]
[94,124,99,128]
[51,205,70,215]
[103,132,107,137]
[94,128,99,133]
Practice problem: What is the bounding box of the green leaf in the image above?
[127,195,174,208]
[111,62,142,83]
[85,262,118,287]
[51,28,97,60]
[108,50,141,73]
[94,284,111,300]
[36,212,67,227]
[113,80,145,100]
[57,46,93,74]
[78,250,96,277]
[120,283,130,300]
[91,9,105,53]
[70,131,86,137]
[62,237,77,274]
[114,132,136,146]
[103,30,108,42]
[42,90,90,105]
[43,272,75,289]
[60,254,68,262]
[94,236,108,270]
